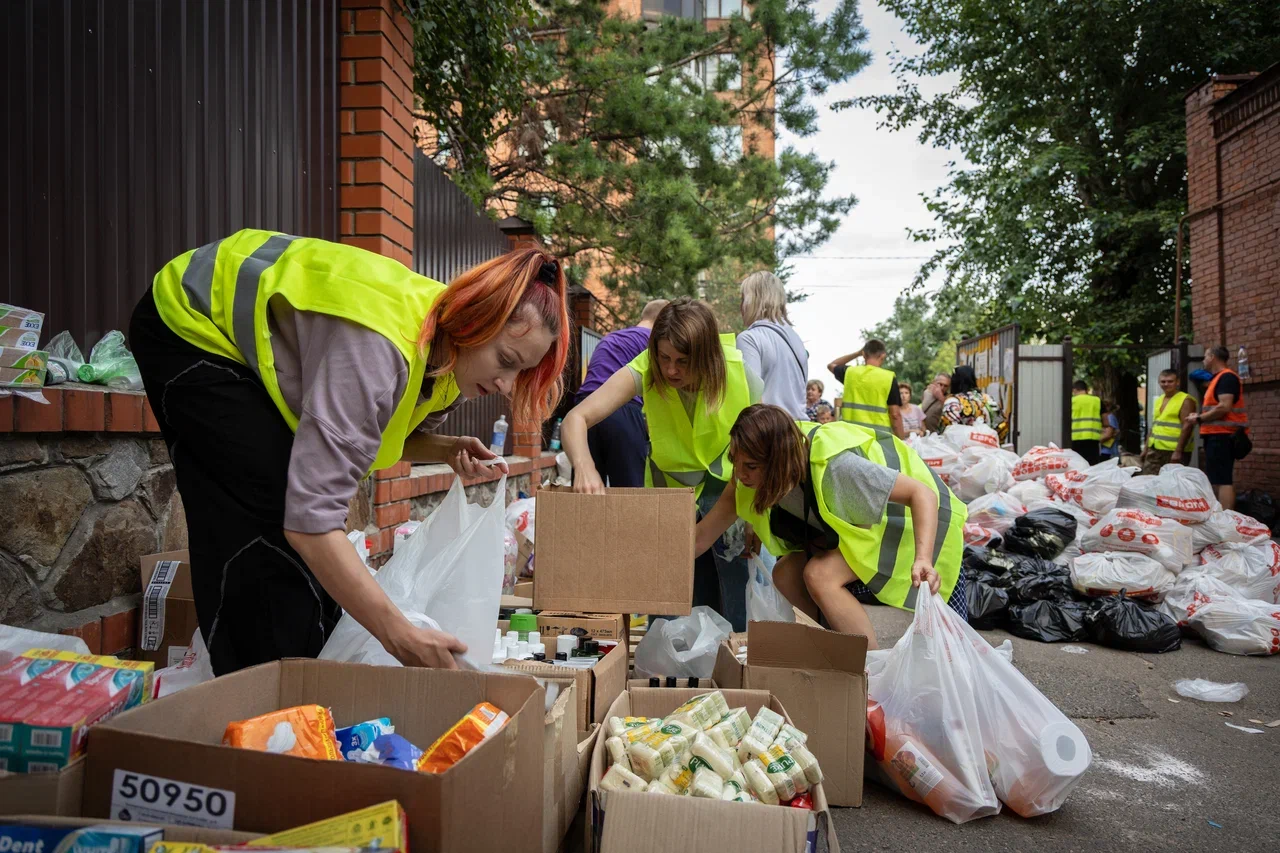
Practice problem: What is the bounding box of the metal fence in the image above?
[956,323,1020,446]
[2,0,340,351]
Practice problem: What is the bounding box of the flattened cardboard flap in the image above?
[745,620,867,674]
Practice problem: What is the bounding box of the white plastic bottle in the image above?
[490,414,508,455]
[1237,345,1251,380]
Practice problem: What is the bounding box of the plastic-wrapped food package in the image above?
[222,706,342,759]
[1158,571,1243,626]
[1002,507,1078,560]
[418,702,509,773]
[1191,597,1280,655]
[941,423,1001,453]
[954,447,1020,502]
[1200,536,1280,603]
[1081,509,1194,573]
[1012,444,1088,482]
[1187,509,1272,553]
[966,492,1026,533]
[1085,592,1181,653]
[1008,478,1053,506]
[865,589,1001,824]
[909,434,961,485]
[1006,600,1092,643]
[1070,552,1177,602]
[963,523,1002,548]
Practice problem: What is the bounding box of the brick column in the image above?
[340,0,417,563]
[339,0,415,267]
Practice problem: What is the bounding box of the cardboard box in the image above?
[248,801,406,852]
[0,304,44,334]
[502,642,626,732]
[0,329,42,350]
[513,580,535,599]
[2,816,259,846]
[0,348,46,370]
[625,678,716,690]
[540,680,600,853]
[83,660,545,853]
[0,366,45,387]
[712,621,867,807]
[534,488,695,615]
[588,688,838,853]
[0,759,84,817]
[498,613,628,648]
[138,552,199,668]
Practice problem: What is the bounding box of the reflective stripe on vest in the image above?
[151,229,457,471]
[1201,370,1249,436]
[1149,392,1193,452]
[840,365,893,430]
[1071,394,1102,440]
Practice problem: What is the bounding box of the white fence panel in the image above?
[1016,344,1063,454]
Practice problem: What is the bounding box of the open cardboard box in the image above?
[0,759,84,817]
[588,688,837,853]
[534,488,694,615]
[502,641,627,732]
[712,621,868,807]
[82,660,545,853]
[541,679,601,853]
[1,816,259,845]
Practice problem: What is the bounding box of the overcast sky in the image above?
[780,0,961,398]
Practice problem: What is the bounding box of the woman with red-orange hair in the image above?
[131,230,569,675]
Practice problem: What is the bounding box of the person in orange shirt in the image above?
[1185,346,1249,510]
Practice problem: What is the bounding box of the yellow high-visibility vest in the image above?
[152,229,458,472]
[629,335,749,499]
[1148,392,1193,452]
[734,421,965,610]
[840,365,894,431]
[1071,393,1102,441]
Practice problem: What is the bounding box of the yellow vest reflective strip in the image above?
[1149,392,1193,452]
[1071,394,1102,440]
[840,365,893,430]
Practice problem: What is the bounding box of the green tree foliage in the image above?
[839,0,1280,429]
[862,291,974,390]
[408,0,872,314]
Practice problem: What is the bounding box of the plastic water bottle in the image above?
[1237,345,1251,380]
[490,414,508,455]
[549,417,563,451]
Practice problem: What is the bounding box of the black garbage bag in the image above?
[1085,591,1182,653]
[1008,557,1074,604]
[1235,490,1277,534]
[1002,507,1078,560]
[965,577,1010,630]
[1006,600,1092,643]
[977,569,1014,590]
[962,545,1020,576]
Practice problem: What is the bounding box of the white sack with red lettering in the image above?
[1012,444,1089,482]
[1189,510,1273,554]
[1048,460,1137,516]
[1118,464,1217,523]
[1070,552,1177,602]
[966,491,1026,533]
[1160,570,1244,626]
[1191,598,1280,656]
[963,523,1002,547]
[1200,536,1280,604]
[954,447,1020,502]
[941,423,1001,453]
[1008,478,1052,506]
[1080,508,1193,573]
[909,434,960,485]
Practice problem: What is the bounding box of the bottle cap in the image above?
[530,642,546,657]
[510,613,538,635]
[556,635,578,655]
[529,631,541,648]
[555,652,568,661]
[506,630,520,644]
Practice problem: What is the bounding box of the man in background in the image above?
[1186,346,1248,509]
[1070,380,1103,465]
[1141,369,1196,475]
[574,299,668,486]
[827,339,905,438]
[922,371,951,433]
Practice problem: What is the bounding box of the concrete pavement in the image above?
[829,606,1279,852]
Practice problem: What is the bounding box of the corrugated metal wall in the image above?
[2,0,339,350]
[1015,344,1064,454]
[413,149,510,285]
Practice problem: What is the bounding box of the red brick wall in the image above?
[1185,74,1280,492]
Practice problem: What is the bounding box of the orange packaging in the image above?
[222,704,341,760]
[416,702,508,773]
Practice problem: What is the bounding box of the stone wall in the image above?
[0,434,184,626]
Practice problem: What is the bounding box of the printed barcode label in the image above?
[30,730,63,748]
[141,560,181,651]
[0,724,13,743]
[27,762,60,774]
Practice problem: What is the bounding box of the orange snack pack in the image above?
[222,705,341,760]
[416,702,508,773]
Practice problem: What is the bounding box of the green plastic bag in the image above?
[77,331,143,390]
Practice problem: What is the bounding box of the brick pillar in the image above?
[340,0,416,563]
[339,0,415,267]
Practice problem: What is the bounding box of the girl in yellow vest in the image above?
[561,298,762,629]
[130,230,569,675]
[695,404,968,648]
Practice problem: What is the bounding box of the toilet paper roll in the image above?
[1039,721,1091,778]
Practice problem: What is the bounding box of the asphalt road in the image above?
[829,606,1280,853]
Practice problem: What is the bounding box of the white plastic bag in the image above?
[963,523,1001,547]
[942,423,1001,453]
[347,530,370,567]
[1199,536,1280,603]
[1173,679,1249,702]
[1149,464,1218,523]
[866,639,1013,680]
[909,434,960,485]
[966,492,1026,533]
[1008,478,1052,506]
[954,447,1019,502]
[865,589,1001,824]
[1158,571,1243,626]
[1191,598,1280,656]
[1047,462,1137,516]
[320,475,506,669]
[633,606,732,679]
[154,629,215,698]
[1080,508,1193,573]
[1070,552,1177,601]
[1190,510,1273,553]
[505,496,536,543]
[0,624,90,665]
[745,554,795,624]
[1012,444,1088,481]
